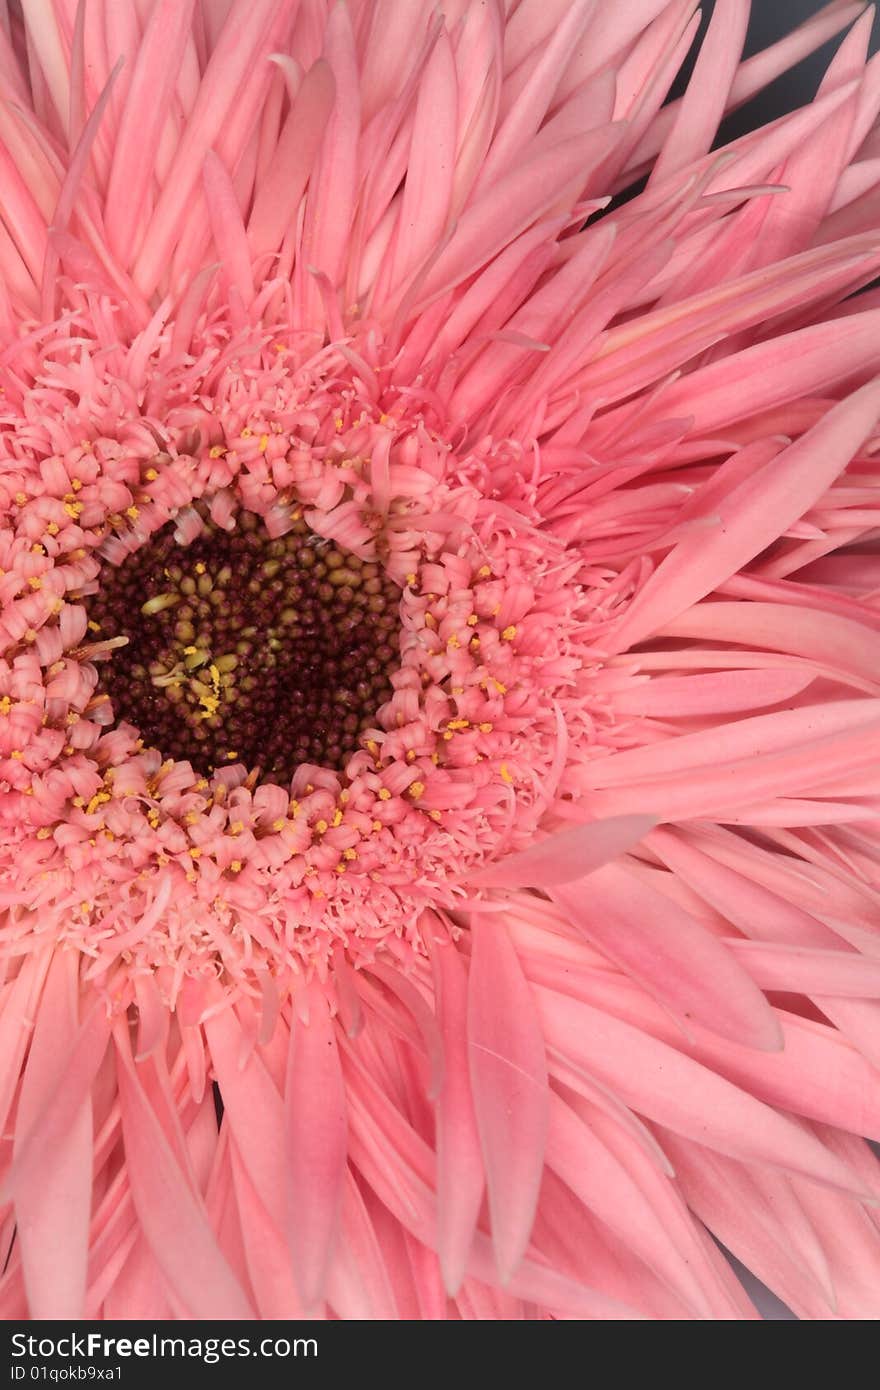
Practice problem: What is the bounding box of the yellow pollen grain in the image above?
[195,562,206,575]
[429,809,442,821]
[64,502,82,519]
[339,790,349,803]
[229,821,244,836]
[209,445,226,458]
[27,576,42,589]
[477,565,491,578]
[125,506,140,521]
[184,812,199,825]
[240,428,253,439]
[79,901,91,914]
[189,847,201,859]
[424,613,437,629]
[377,788,391,801]
[332,809,343,827]
[272,818,286,832]
[31,544,44,556]
[442,730,454,741]
[492,678,507,693]
[273,341,286,353]
[405,749,416,763]
[145,467,158,482]
[229,860,242,873]
[72,796,85,808]
[409,781,425,799]
[501,625,517,641]
[406,573,417,586]
[87,620,101,632]
[447,719,470,731]
[447,634,460,650]
[46,522,59,535]
[479,722,494,733]
[186,871,198,883]
[500,763,514,784]
[372,820,382,831]
[183,645,198,655]
[315,819,328,835]
[14,492,27,506]
[226,751,238,761]
[335,863,346,874]
[366,739,379,756]
[258,435,269,453]
[469,637,480,651]
[36,826,52,839]
[9,749,23,760]
[0,697,10,715]
[343,847,357,860]
[467,614,479,626]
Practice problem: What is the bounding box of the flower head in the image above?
[2,0,880,1321]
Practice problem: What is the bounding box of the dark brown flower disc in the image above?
[87,507,402,784]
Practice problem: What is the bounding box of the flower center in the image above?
[86,507,402,783]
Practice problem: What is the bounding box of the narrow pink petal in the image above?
[469,813,655,887]
[533,983,866,1194]
[103,0,196,262]
[115,1036,254,1320]
[388,28,457,292]
[467,915,548,1282]
[326,1171,399,1320]
[660,1134,838,1319]
[202,149,254,307]
[656,601,880,688]
[418,128,622,306]
[431,937,484,1294]
[727,939,880,998]
[299,1,359,303]
[285,988,348,1308]
[611,667,816,717]
[247,58,335,258]
[133,0,296,296]
[582,699,880,789]
[652,0,749,180]
[547,1093,713,1316]
[610,378,880,651]
[202,1010,285,1224]
[552,860,783,1051]
[12,952,95,1319]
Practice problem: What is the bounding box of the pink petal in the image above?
[285,988,348,1308]
[470,813,655,887]
[431,937,484,1294]
[467,915,548,1282]
[552,860,783,1051]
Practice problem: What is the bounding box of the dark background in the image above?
[688,0,880,135]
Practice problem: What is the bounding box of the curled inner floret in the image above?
[0,332,633,997]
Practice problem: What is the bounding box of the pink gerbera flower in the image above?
[1,0,880,1321]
